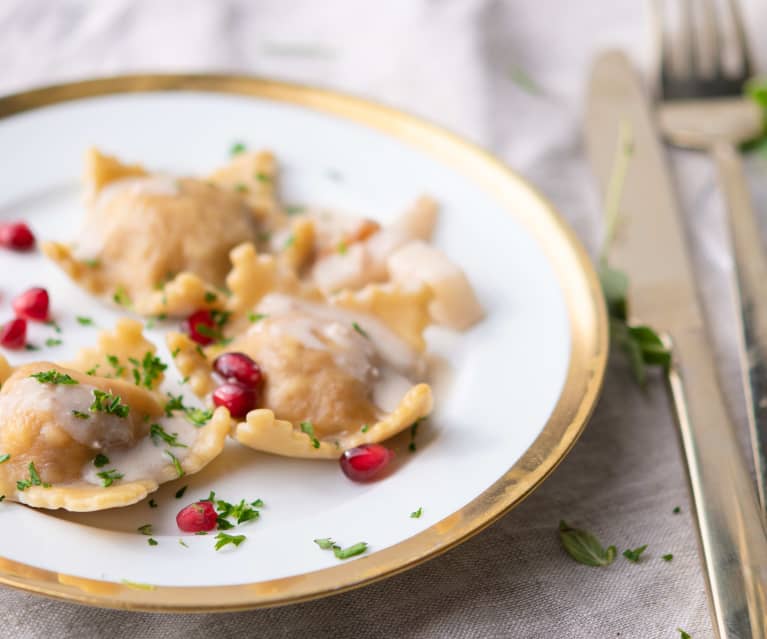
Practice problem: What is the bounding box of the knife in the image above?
[584,50,767,638]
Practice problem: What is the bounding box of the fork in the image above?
[655,0,767,518]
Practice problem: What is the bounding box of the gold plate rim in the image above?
[0,74,608,612]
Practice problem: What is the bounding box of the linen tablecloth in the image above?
[2,1,765,636]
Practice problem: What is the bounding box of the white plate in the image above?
[0,76,607,611]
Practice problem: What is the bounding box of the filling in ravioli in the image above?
[0,363,229,511]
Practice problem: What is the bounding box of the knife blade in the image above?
[584,50,767,638]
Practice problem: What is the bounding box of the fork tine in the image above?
[676,0,696,80]
[697,0,720,78]
[726,0,753,78]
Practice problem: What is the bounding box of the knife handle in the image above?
[667,326,767,638]
[712,140,767,512]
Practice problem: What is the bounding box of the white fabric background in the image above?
[1,1,766,637]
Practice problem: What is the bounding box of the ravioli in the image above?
[0,363,230,511]
[169,289,433,459]
[42,148,272,316]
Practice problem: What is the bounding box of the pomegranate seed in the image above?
[0,222,35,251]
[213,352,263,387]
[212,381,255,418]
[340,444,394,482]
[176,500,218,533]
[13,287,49,321]
[182,309,216,345]
[0,318,27,350]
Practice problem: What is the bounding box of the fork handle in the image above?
[668,326,767,638]
[712,141,767,512]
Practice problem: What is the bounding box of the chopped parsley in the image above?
[30,370,78,385]
[16,462,51,491]
[178,539,189,548]
[164,393,186,416]
[175,485,188,499]
[214,532,247,551]
[673,506,681,514]
[255,172,271,183]
[337,241,348,255]
[24,344,39,351]
[662,553,673,562]
[148,538,158,546]
[185,407,214,427]
[150,423,187,448]
[234,183,248,193]
[300,421,320,449]
[106,354,125,377]
[678,630,691,639]
[148,499,158,509]
[128,352,167,389]
[230,142,246,156]
[83,258,100,268]
[72,410,90,420]
[204,291,218,303]
[93,454,110,468]
[410,507,423,519]
[622,545,648,563]
[360,424,370,433]
[90,390,129,418]
[76,316,94,326]
[283,234,295,249]
[313,538,368,560]
[0,454,10,464]
[97,469,124,487]
[45,338,63,348]
[209,494,263,527]
[351,322,369,338]
[85,365,99,376]
[408,418,423,452]
[247,312,267,323]
[165,450,184,478]
[171,347,181,359]
[285,205,305,215]
[113,286,131,307]
[137,524,153,535]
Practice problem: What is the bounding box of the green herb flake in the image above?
[149,423,187,448]
[410,507,423,519]
[148,499,158,509]
[408,418,423,453]
[16,462,51,491]
[93,454,110,468]
[106,354,124,377]
[204,291,218,303]
[179,539,189,548]
[662,553,673,562]
[90,389,129,418]
[147,538,158,546]
[24,343,39,351]
[164,393,186,416]
[0,454,10,464]
[165,450,185,478]
[622,544,648,563]
[300,421,320,449]
[360,424,370,433]
[283,234,295,249]
[85,365,99,376]
[352,322,369,339]
[185,407,214,427]
[76,316,94,326]
[97,469,124,487]
[71,410,90,420]
[248,312,267,323]
[314,538,335,550]
[285,205,305,215]
[45,338,63,348]
[30,370,78,385]
[175,485,188,499]
[171,347,181,359]
[214,532,246,551]
[113,286,131,307]
[83,258,100,268]
[230,142,246,156]
[255,172,271,183]
[333,542,368,560]
[137,524,153,535]
[337,241,348,255]
[234,183,249,193]
[131,352,167,389]
[558,520,616,567]
[673,506,681,514]
[677,629,691,639]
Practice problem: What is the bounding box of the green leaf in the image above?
[214,532,246,551]
[628,326,671,370]
[313,538,335,550]
[662,553,673,562]
[599,263,628,321]
[30,370,79,385]
[332,542,368,560]
[622,544,648,563]
[558,520,616,567]
[677,629,691,639]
